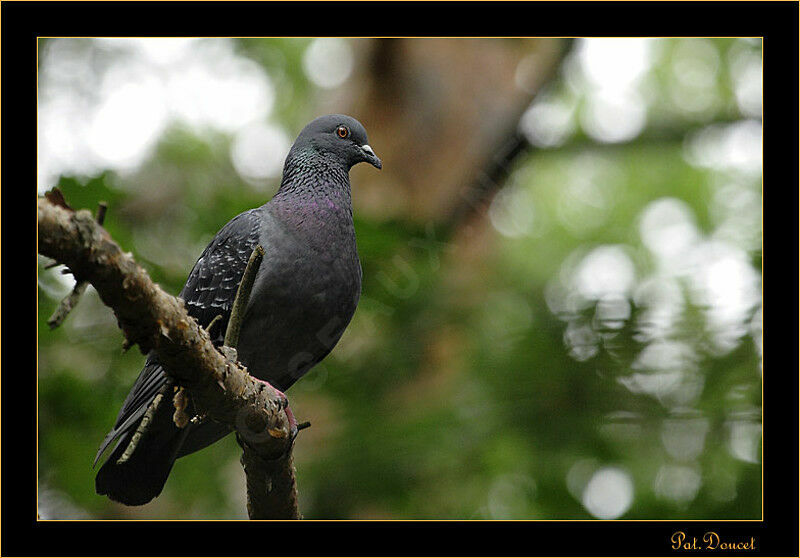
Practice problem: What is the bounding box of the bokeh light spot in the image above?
[581,467,634,519]
[230,122,291,187]
[303,38,354,89]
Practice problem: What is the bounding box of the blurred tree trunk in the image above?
[330,38,572,227]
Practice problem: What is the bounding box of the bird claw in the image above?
[284,404,298,439]
[250,379,297,440]
[272,389,298,441]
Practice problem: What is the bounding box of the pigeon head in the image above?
[293,114,382,170]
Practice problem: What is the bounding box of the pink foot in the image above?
[253,379,298,436]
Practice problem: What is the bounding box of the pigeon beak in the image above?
[361,145,382,169]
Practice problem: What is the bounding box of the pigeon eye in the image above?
[336,125,350,139]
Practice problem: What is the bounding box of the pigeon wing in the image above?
[94,208,263,465]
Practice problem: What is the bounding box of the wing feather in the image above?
[95,208,263,464]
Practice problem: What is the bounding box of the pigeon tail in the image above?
[95,398,189,506]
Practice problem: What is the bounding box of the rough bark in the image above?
[37,196,300,519]
[239,436,301,519]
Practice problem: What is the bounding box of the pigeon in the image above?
[95,114,381,506]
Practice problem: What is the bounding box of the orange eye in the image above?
[336,125,350,139]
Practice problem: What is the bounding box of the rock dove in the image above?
[95,114,381,506]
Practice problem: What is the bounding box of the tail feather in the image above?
[95,397,189,506]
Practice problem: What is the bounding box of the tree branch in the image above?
[46,201,107,329]
[37,196,300,519]
[239,434,301,519]
[224,245,265,349]
[441,38,576,234]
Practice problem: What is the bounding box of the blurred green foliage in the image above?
[38,38,761,519]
